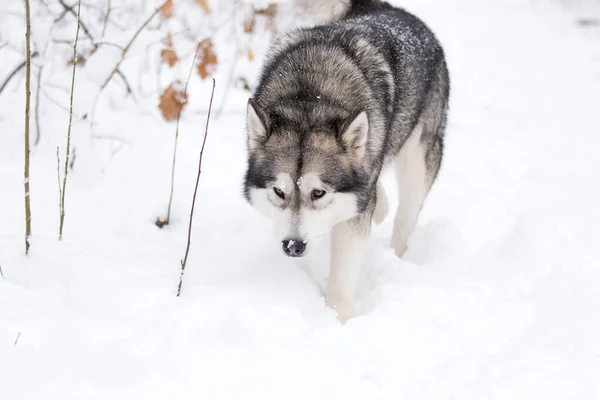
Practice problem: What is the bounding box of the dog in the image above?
[243,0,450,322]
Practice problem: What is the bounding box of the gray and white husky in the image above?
[243,0,450,321]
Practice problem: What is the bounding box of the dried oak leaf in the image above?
[256,4,278,34]
[165,32,174,48]
[255,3,278,17]
[158,81,188,122]
[67,54,87,66]
[243,13,256,34]
[160,0,173,19]
[195,0,210,15]
[247,47,255,62]
[161,48,179,67]
[196,39,218,80]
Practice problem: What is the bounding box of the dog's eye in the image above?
[311,189,326,201]
[273,187,285,199]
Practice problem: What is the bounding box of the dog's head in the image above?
[243,98,370,257]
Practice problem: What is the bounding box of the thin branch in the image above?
[115,70,134,95]
[24,0,33,255]
[14,332,21,346]
[34,22,54,147]
[69,148,77,170]
[34,65,43,146]
[56,0,132,94]
[43,82,70,93]
[101,0,111,37]
[56,147,62,213]
[0,263,4,279]
[57,0,94,42]
[92,41,124,51]
[4,62,26,94]
[164,42,204,226]
[177,78,216,297]
[91,134,130,143]
[58,0,82,241]
[41,87,82,116]
[0,52,38,96]
[54,3,75,22]
[100,0,169,91]
[51,38,91,46]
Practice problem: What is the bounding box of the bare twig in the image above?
[33,22,55,146]
[0,263,4,279]
[91,134,131,144]
[92,41,124,51]
[116,70,134,96]
[56,147,62,213]
[69,148,77,170]
[34,65,43,146]
[24,0,33,255]
[101,0,111,37]
[54,1,75,22]
[100,0,169,91]
[163,42,204,227]
[177,78,216,297]
[0,52,38,96]
[41,87,83,117]
[14,332,21,346]
[56,0,132,94]
[58,0,82,241]
[57,0,94,42]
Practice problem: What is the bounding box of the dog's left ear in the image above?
[341,111,369,160]
[247,98,269,150]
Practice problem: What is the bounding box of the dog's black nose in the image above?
[282,239,307,257]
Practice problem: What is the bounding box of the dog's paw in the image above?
[325,293,353,324]
[393,243,407,257]
[391,235,408,257]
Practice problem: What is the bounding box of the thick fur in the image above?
[243,0,450,322]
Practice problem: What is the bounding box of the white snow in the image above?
[1,0,600,398]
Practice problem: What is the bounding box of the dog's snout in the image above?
[282,239,307,257]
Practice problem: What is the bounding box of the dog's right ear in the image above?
[247,98,269,150]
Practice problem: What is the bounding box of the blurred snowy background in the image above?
[1,0,600,399]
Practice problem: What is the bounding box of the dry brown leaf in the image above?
[195,0,210,15]
[255,4,278,34]
[255,3,278,17]
[247,47,254,62]
[161,48,179,67]
[196,39,218,80]
[160,0,173,19]
[158,81,188,121]
[243,13,256,34]
[165,32,174,48]
[66,55,87,66]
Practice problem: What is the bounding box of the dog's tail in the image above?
[299,0,383,23]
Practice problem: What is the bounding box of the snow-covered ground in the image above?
[1,0,600,398]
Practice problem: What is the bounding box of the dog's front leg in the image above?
[325,213,370,323]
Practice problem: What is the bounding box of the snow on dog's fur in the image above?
[244,0,450,322]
